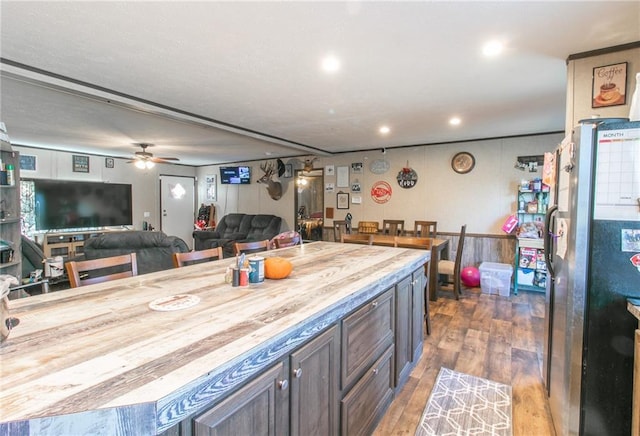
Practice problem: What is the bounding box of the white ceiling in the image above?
[1,1,639,167]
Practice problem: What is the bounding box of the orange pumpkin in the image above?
[264,257,293,279]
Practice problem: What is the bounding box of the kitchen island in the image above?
[0,241,429,435]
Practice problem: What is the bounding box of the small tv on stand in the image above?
[220,166,251,184]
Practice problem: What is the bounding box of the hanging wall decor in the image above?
[371,180,392,204]
[396,161,418,189]
[592,62,627,108]
[370,158,390,174]
[337,192,349,209]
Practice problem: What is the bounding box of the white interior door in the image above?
[160,175,195,250]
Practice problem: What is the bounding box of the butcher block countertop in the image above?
[0,241,429,434]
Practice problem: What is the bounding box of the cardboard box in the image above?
[479,262,513,297]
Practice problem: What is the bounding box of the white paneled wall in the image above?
[13,146,196,231]
[197,133,563,235]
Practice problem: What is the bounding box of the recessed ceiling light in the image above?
[482,40,504,57]
[449,117,461,126]
[321,55,340,73]
[379,126,391,134]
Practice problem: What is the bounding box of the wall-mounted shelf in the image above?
[514,181,549,294]
[0,149,21,281]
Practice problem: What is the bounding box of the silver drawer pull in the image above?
[293,368,303,378]
[372,368,379,375]
[371,301,378,308]
[279,379,288,390]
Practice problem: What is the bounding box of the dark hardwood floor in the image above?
[373,287,556,435]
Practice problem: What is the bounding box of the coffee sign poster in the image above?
[592,62,627,108]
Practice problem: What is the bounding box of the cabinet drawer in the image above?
[341,287,394,390]
[340,345,394,436]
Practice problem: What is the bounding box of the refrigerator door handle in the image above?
[544,204,558,279]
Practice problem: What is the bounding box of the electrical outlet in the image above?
[143,211,150,218]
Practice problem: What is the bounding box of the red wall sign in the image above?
[371,181,392,204]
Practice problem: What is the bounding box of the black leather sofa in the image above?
[193,213,282,257]
[82,231,189,275]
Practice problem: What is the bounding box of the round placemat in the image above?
[149,294,201,312]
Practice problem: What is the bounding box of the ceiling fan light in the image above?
[145,161,155,169]
[135,160,146,169]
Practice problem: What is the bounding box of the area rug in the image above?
[415,367,512,436]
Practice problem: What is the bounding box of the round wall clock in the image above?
[451,152,475,174]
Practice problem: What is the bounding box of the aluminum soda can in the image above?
[249,256,264,283]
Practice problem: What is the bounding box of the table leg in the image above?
[429,250,438,301]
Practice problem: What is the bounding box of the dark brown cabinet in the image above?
[340,345,394,436]
[340,288,395,434]
[194,361,290,436]
[169,269,424,436]
[194,325,340,436]
[341,288,394,391]
[290,325,340,436]
[394,268,425,390]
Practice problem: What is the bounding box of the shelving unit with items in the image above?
[0,123,22,282]
[514,178,549,294]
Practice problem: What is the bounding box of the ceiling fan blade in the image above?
[151,157,180,162]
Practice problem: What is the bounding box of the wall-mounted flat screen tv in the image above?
[32,179,133,231]
[220,166,251,184]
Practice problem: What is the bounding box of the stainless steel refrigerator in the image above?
[543,118,640,435]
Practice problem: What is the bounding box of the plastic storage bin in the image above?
[479,262,513,296]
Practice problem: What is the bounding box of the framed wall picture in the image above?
[337,192,350,209]
[72,155,90,173]
[19,155,36,172]
[105,157,115,168]
[351,162,363,173]
[205,174,217,201]
[336,165,349,187]
[592,62,627,108]
[284,164,293,178]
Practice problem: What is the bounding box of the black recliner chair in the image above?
[193,213,282,257]
[21,235,46,280]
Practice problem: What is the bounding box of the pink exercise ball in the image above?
[461,266,481,287]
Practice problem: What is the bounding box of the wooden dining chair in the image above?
[66,253,138,288]
[333,220,350,242]
[382,219,405,236]
[340,234,373,245]
[274,235,301,248]
[394,236,432,249]
[414,221,437,239]
[438,224,467,299]
[357,221,379,234]
[173,247,223,268]
[371,235,396,247]
[234,240,270,256]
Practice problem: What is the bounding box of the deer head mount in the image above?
[303,157,318,173]
[258,161,283,200]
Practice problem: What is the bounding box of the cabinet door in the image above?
[341,345,394,436]
[411,268,425,362]
[194,361,289,436]
[395,276,412,388]
[341,288,394,390]
[290,325,340,436]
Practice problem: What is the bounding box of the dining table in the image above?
[370,234,449,301]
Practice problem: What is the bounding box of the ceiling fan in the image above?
[128,143,179,169]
